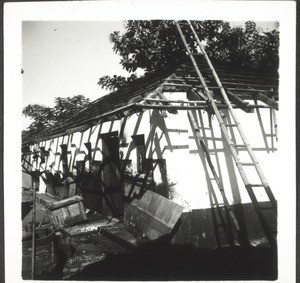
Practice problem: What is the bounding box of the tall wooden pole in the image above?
[31,158,38,280]
[31,173,36,279]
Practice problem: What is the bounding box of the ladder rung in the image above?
[176,20,275,241]
[240,162,256,166]
[212,203,225,207]
[234,144,247,148]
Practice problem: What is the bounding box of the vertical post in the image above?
[31,153,39,280]
[272,95,278,142]
[31,172,36,280]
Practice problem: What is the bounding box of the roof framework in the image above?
[24,58,279,144]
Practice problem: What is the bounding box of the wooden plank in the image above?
[65,124,91,135]
[44,195,84,210]
[163,83,192,88]
[136,191,184,229]
[221,81,277,89]
[144,98,207,104]
[226,88,278,94]
[68,203,82,216]
[124,191,184,243]
[177,75,278,89]
[134,104,225,110]
[255,92,279,110]
[48,202,87,229]
[124,204,171,242]
[185,65,278,81]
[227,91,254,113]
[136,103,272,111]
[101,223,138,249]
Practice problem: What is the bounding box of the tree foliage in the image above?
[98,74,138,92]
[22,95,91,143]
[98,20,279,91]
[206,21,279,70]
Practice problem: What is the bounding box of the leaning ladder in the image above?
[175,20,277,248]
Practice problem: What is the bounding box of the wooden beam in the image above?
[221,81,277,89]
[171,83,278,97]
[44,195,84,211]
[135,103,214,111]
[152,85,179,114]
[226,87,277,93]
[136,102,273,110]
[254,92,279,110]
[171,73,209,101]
[65,124,91,135]
[227,91,254,113]
[144,98,207,105]
[186,65,279,81]
[162,83,192,88]
[178,75,278,88]
[48,132,65,140]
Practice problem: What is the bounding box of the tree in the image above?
[206,21,279,70]
[98,20,279,91]
[22,95,91,145]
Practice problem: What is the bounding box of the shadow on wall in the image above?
[22,106,277,250]
[120,108,277,249]
[122,110,173,202]
[123,159,169,202]
[171,202,276,249]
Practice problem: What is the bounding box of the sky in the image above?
[22,21,129,128]
[22,20,278,129]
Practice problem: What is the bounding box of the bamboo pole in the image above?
[187,20,273,189]
[175,22,210,101]
[200,140,240,231]
[178,20,277,248]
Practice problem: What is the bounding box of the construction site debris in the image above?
[62,230,129,279]
[44,196,87,229]
[22,230,57,279]
[124,191,184,244]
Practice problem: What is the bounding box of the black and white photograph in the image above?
[3,1,296,282]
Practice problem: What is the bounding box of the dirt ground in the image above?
[35,230,277,281]
[22,193,277,281]
[66,242,277,281]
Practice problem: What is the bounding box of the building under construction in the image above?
[21,21,278,280]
